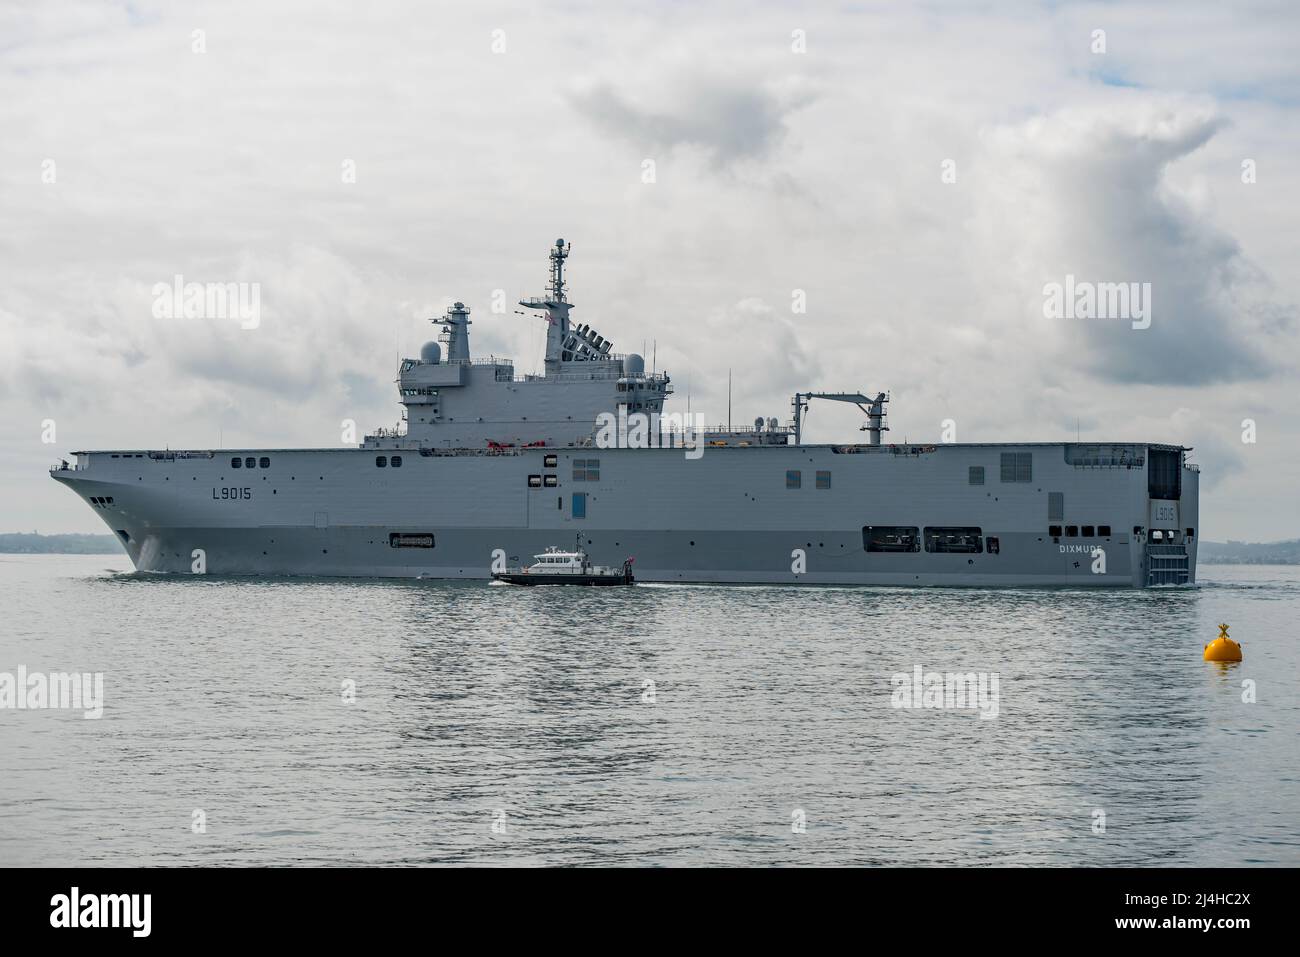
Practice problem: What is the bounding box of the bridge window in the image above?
[231,457,241,468]
[1081,525,1095,537]
[259,457,270,468]
[816,470,831,489]
[572,492,587,518]
[245,457,256,469]
[1065,525,1078,537]
[1000,452,1032,483]
[787,470,802,489]
[924,527,983,553]
[1099,525,1112,537]
[1049,525,1062,538]
[376,456,387,468]
[391,456,402,468]
[862,526,919,552]
[969,466,984,485]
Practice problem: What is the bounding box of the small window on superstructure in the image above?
[1049,525,1062,538]
[528,474,542,488]
[231,457,241,468]
[544,474,557,487]
[544,454,558,468]
[376,456,387,468]
[1098,525,1112,537]
[391,456,402,468]
[969,466,984,486]
[1082,526,1095,537]
[787,470,801,489]
[816,470,831,489]
[1065,525,1078,537]
[245,457,256,469]
[259,457,270,468]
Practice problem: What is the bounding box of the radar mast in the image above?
[519,238,575,373]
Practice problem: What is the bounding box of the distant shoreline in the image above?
[0,533,126,555]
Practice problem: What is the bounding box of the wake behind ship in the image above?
[51,240,1198,587]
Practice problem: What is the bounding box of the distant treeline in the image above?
[1199,540,1300,565]
[0,533,125,554]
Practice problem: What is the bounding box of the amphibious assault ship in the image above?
[51,240,1198,586]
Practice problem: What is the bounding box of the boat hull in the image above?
[492,571,633,586]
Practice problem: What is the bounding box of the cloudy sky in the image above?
[2,0,1297,540]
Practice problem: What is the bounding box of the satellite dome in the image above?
[420,341,442,364]
[624,353,645,377]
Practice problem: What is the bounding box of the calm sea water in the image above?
[0,554,1295,867]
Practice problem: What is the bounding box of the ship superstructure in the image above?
[378,239,675,451]
[51,240,1199,587]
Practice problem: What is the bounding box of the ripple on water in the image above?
[0,555,1295,866]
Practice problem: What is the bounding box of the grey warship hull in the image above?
[51,440,1197,588]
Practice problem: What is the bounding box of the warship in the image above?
[51,239,1197,587]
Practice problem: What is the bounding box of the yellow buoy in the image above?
[1203,623,1242,662]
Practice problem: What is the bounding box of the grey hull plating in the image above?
[51,442,1198,588]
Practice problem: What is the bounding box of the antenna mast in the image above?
[520,239,575,374]
[549,238,569,303]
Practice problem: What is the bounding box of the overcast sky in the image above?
[2,1,1297,540]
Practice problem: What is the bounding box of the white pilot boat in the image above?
[492,539,634,586]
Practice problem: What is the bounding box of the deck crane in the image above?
[791,391,889,446]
